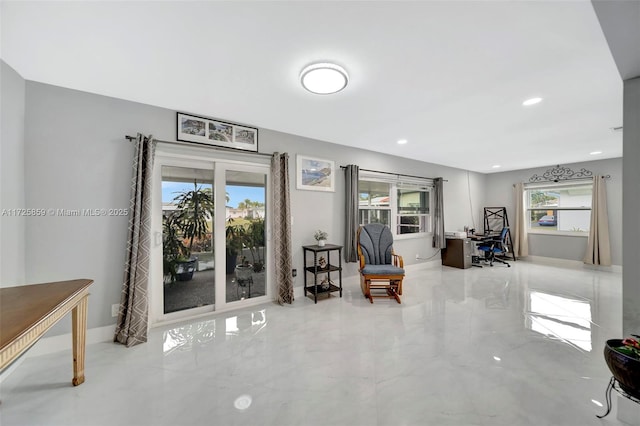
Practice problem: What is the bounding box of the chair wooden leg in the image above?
[361,275,404,304]
[361,276,373,303]
[387,286,401,304]
[393,281,401,303]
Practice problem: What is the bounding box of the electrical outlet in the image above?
[111,304,119,318]
[416,253,420,260]
[292,268,297,277]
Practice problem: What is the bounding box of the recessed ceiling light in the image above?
[522,97,543,106]
[300,62,348,95]
[397,139,408,145]
[492,165,501,169]
[590,151,602,155]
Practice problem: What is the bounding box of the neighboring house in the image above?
[226,207,265,219]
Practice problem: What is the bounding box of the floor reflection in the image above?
[162,318,216,355]
[225,309,267,337]
[162,309,267,354]
[483,279,511,309]
[526,290,593,351]
[0,261,624,426]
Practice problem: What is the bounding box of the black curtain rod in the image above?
[340,165,446,182]
[125,135,274,158]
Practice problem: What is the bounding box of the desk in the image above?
[468,233,498,242]
[441,238,473,269]
[0,279,93,386]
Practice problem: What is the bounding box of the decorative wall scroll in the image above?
[529,165,593,183]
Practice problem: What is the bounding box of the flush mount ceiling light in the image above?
[522,97,543,106]
[492,165,501,169]
[397,139,408,145]
[590,151,603,155]
[300,62,349,94]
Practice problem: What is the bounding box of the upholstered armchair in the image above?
[357,223,405,303]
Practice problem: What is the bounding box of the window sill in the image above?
[394,232,431,241]
[527,230,589,238]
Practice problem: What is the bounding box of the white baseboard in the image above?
[292,259,440,301]
[406,258,442,271]
[524,255,622,273]
[30,324,116,357]
[293,274,359,300]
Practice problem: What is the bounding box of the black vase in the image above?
[604,339,640,398]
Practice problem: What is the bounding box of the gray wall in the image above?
[23,81,175,335]
[16,78,486,336]
[484,158,623,266]
[264,129,487,279]
[1,61,26,285]
[623,77,640,335]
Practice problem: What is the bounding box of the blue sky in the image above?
[162,181,264,208]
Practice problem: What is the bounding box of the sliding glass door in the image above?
[225,168,267,303]
[151,151,270,324]
[161,166,215,315]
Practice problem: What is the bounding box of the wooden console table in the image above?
[0,279,93,386]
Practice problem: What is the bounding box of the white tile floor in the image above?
[0,260,632,426]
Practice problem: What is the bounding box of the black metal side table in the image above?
[302,244,343,303]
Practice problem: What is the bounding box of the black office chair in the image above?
[477,227,511,267]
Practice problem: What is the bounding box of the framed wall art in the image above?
[177,112,258,152]
[296,155,335,192]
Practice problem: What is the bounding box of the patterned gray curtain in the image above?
[344,164,359,262]
[271,153,294,304]
[583,176,611,265]
[432,177,446,249]
[114,133,156,347]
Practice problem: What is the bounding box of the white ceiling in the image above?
[1,1,624,174]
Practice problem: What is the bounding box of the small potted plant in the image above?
[163,181,214,282]
[225,218,245,274]
[314,230,328,247]
[163,215,197,283]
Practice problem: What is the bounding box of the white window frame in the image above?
[358,172,433,239]
[358,177,392,228]
[525,180,592,237]
[150,143,272,327]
